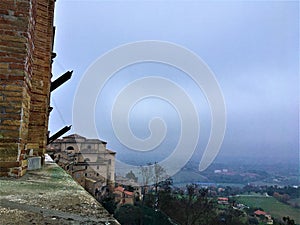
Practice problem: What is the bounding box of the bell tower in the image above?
[0,0,55,177]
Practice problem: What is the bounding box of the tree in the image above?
[140,163,153,188]
[158,177,173,193]
[99,192,117,214]
[159,184,217,225]
[248,216,259,224]
[154,162,167,189]
[140,162,168,187]
[114,205,142,225]
[218,209,247,225]
[114,204,173,225]
[283,216,296,225]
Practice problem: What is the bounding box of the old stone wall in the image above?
[0,0,55,177]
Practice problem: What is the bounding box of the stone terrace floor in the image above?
[0,160,119,225]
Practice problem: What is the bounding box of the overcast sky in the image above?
[50,1,299,167]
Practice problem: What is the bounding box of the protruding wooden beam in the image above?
[50,71,73,92]
[47,125,72,144]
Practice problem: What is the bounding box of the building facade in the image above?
[48,134,116,194]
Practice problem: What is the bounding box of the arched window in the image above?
[66,146,74,150]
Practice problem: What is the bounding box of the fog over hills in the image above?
[50,1,299,178]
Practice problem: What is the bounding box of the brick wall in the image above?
[0,0,55,177]
[27,0,55,161]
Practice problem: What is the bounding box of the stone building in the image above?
[47,134,116,194]
[0,0,56,177]
[112,175,142,206]
[114,186,135,206]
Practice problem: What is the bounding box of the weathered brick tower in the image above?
[0,0,55,177]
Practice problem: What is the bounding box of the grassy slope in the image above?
[236,196,300,224]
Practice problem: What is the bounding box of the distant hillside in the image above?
[172,169,209,186]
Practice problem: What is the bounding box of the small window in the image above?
[66,146,74,150]
[97,173,99,176]
[85,173,87,177]
[87,145,91,149]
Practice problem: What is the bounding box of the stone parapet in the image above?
[0,161,120,224]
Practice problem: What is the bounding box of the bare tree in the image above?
[140,162,168,209]
[154,162,167,193]
[140,162,153,188]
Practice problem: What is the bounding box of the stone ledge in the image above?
[0,160,120,225]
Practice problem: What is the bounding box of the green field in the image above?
[236,195,300,224]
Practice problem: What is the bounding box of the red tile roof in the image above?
[218,197,228,201]
[114,186,125,192]
[254,210,267,216]
[124,191,134,196]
